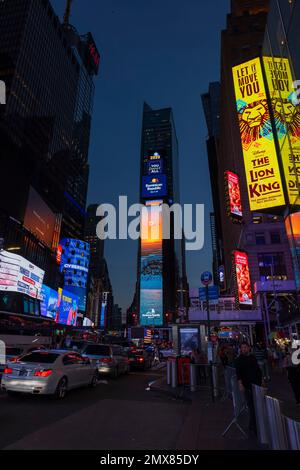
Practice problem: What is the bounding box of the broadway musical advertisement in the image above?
[232,250,253,308]
[263,56,300,206]
[232,57,285,211]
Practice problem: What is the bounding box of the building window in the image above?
[245,233,254,244]
[255,232,266,245]
[258,253,287,281]
[270,231,281,244]
[253,215,263,224]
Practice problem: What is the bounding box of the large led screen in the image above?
[233,251,253,308]
[59,239,90,289]
[263,56,300,206]
[232,58,285,211]
[140,200,163,326]
[40,285,59,320]
[57,288,79,326]
[225,171,243,220]
[23,187,57,249]
[0,250,45,299]
[142,175,167,199]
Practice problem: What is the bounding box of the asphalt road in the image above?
[0,365,190,450]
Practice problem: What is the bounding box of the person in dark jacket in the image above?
[235,342,262,434]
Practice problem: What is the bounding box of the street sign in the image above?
[199,285,219,302]
[201,271,213,286]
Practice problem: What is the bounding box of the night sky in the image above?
[51,0,230,311]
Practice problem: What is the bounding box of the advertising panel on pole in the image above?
[232,251,253,308]
[232,57,285,211]
[224,171,243,221]
[0,250,45,299]
[140,200,163,327]
[263,56,300,206]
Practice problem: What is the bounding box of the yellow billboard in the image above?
[232,57,285,211]
[263,56,300,206]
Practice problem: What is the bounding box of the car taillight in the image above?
[4,367,13,374]
[10,357,18,363]
[101,358,113,363]
[138,357,144,363]
[34,369,53,377]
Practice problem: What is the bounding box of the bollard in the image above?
[190,363,197,392]
[166,360,171,386]
[171,359,178,388]
[212,365,219,398]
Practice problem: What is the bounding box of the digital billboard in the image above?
[0,250,45,299]
[57,288,79,326]
[232,251,253,308]
[263,56,300,206]
[140,200,163,327]
[285,212,300,289]
[60,239,90,289]
[147,160,164,175]
[40,285,59,320]
[23,187,57,249]
[65,285,87,312]
[232,57,285,211]
[142,175,167,199]
[225,171,243,221]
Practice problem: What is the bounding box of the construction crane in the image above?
[63,0,74,24]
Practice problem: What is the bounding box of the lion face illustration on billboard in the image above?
[272,98,300,139]
[238,100,271,151]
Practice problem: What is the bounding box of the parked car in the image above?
[1,350,98,399]
[128,349,152,370]
[61,339,92,353]
[82,343,130,379]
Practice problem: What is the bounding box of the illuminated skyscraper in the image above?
[136,103,188,327]
[0,0,99,243]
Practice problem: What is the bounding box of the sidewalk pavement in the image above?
[149,374,260,450]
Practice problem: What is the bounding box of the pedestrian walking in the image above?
[235,342,262,435]
[253,342,270,381]
[283,348,300,405]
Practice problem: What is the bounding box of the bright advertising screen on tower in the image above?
[225,171,243,221]
[140,200,163,327]
[263,56,300,206]
[232,57,285,211]
[232,251,253,308]
[142,175,167,199]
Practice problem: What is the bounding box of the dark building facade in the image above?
[0,0,99,250]
[84,204,114,328]
[136,103,188,327]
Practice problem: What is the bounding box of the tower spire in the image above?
[63,0,73,24]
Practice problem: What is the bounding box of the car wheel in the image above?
[55,377,68,400]
[112,367,119,379]
[89,373,98,388]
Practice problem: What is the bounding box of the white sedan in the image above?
[1,350,98,399]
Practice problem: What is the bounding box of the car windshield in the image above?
[18,352,59,364]
[85,345,110,356]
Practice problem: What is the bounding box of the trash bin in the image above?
[177,357,191,385]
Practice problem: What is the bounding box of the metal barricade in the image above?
[222,374,248,438]
[222,366,236,400]
[171,358,178,389]
[252,385,269,446]
[285,416,300,450]
[265,396,288,450]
